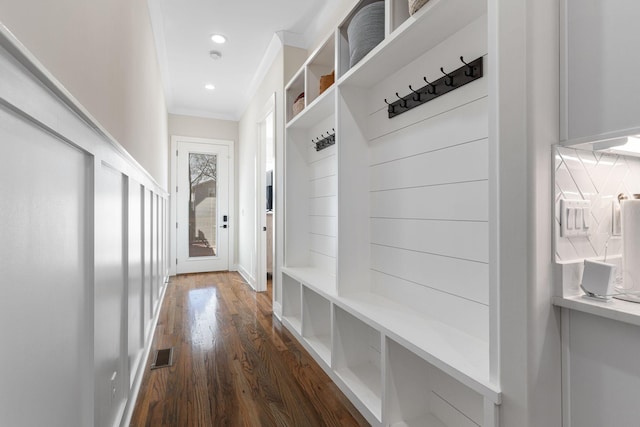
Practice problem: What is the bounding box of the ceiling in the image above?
[148,0,330,121]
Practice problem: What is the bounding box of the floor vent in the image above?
[151,348,174,370]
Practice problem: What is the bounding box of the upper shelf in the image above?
[286,85,335,129]
[338,0,486,88]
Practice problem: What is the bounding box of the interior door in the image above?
[176,141,229,273]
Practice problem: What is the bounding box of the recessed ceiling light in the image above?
[204,84,215,90]
[211,34,226,44]
[209,50,222,60]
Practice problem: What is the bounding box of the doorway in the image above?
[170,137,234,274]
[256,94,276,292]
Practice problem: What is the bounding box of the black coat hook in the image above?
[460,56,475,77]
[423,77,436,94]
[440,67,454,86]
[384,98,395,113]
[409,85,421,102]
[387,56,483,119]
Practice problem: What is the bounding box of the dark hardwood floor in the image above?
[130,272,369,427]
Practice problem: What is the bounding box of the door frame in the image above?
[255,93,276,292]
[169,135,235,276]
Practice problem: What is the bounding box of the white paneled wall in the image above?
[0,35,169,427]
[94,163,127,427]
[286,113,338,279]
[366,62,489,346]
[128,180,144,387]
[0,101,93,427]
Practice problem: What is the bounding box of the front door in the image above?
[175,140,230,273]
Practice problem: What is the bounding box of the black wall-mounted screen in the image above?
[266,170,273,211]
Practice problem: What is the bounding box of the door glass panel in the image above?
[189,153,217,257]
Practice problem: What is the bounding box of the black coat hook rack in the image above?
[385,56,483,119]
[312,129,335,151]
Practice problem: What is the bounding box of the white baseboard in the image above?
[119,279,170,427]
[273,301,283,320]
[237,264,256,290]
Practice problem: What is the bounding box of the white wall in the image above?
[0,33,169,427]
[490,0,562,425]
[0,0,168,187]
[0,2,170,426]
[168,114,239,141]
[237,44,306,289]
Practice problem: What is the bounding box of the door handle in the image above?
[220,224,227,229]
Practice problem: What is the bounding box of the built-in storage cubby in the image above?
[285,68,305,123]
[334,306,383,423]
[283,29,338,295]
[388,0,410,34]
[302,287,332,365]
[386,338,483,427]
[337,0,386,78]
[282,273,302,332]
[305,34,335,106]
[283,107,337,294]
[281,1,500,425]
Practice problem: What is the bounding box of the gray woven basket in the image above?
[347,2,385,68]
[409,0,430,15]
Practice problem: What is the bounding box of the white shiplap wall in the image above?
[364,17,489,344]
[307,116,338,276]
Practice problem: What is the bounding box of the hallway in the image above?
[130,272,369,426]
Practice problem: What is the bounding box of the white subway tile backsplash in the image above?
[555,146,640,263]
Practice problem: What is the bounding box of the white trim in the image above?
[276,30,307,49]
[235,34,283,120]
[237,264,256,290]
[559,0,568,142]
[170,135,236,275]
[119,278,170,427]
[561,308,571,427]
[255,93,276,293]
[273,301,283,320]
[146,0,173,115]
[168,106,237,122]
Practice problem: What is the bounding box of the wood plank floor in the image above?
[130,272,370,427]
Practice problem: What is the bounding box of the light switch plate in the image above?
[560,199,591,237]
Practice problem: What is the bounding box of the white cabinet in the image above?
[282,0,500,425]
[562,0,640,143]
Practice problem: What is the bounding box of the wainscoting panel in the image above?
[0,31,168,427]
[94,162,127,427]
[0,102,93,427]
[128,179,144,388]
